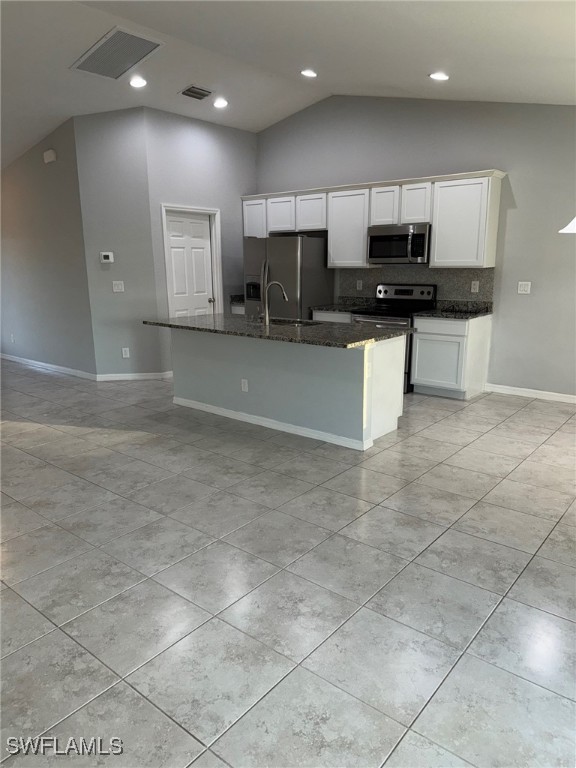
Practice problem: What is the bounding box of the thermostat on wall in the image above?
[100,252,114,264]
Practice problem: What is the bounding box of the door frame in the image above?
[161,204,225,316]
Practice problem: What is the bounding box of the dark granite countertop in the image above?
[144,314,411,349]
[414,302,493,319]
[414,309,493,319]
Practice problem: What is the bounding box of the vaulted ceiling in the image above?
[2,1,575,167]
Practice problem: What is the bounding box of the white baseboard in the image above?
[1,354,172,382]
[486,382,576,404]
[173,396,372,450]
[1,353,97,380]
[97,372,173,382]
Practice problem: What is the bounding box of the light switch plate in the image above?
[518,281,532,294]
[112,281,125,293]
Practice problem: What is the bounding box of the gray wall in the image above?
[143,108,257,371]
[144,107,257,305]
[73,107,257,375]
[1,119,97,373]
[257,96,576,395]
[74,108,164,376]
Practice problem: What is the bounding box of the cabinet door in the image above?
[411,333,466,389]
[370,186,400,225]
[296,193,327,230]
[243,200,267,238]
[430,178,489,268]
[266,196,296,232]
[327,189,370,268]
[401,182,432,223]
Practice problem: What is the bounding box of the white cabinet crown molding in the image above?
[241,169,506,201]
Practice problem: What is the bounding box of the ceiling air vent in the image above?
[181,85,212,100]
[71,27,162,80]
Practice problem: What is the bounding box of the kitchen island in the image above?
[144,314,410,450]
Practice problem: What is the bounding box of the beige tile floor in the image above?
[1,359,575,767]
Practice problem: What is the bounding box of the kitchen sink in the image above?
[267,319,321,327]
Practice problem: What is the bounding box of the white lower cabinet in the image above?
[411,315,492,399]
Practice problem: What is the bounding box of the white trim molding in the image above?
[1,354,172,382]
[161,203,225,316]
[173,396,372,450]
[486,382,576,404]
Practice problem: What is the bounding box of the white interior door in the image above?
[165,212,214,317]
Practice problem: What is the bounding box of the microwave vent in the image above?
[71,28,162,79]
[181,84,212,100]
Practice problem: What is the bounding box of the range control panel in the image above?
[376,284,436,301]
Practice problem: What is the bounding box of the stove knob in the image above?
[420,290,424,295]
[384,290,388,294]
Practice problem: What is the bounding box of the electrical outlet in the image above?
[471,281,479,294]
[241,379,249,392]
[10,333,15,343]
[121,347,130,358]
[518,281,532,295]
[356,280,363,291]
[112,281,125,293]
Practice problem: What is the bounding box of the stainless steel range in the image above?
[351,284,437,393]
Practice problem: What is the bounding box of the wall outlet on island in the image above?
[241,378,249,392]
[121,347,130,359]
[356,280,363,291]
[471,281,479,294]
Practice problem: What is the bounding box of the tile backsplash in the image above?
[338,266,494,303]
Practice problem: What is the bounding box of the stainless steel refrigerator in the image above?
[244,233,334,321]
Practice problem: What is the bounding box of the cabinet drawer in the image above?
[414,318,469,336]
[313,311,352,323]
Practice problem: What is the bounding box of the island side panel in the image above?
[170,329,367,447]
[364,336,406,442]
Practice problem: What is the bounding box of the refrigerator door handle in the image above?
[259,255,269,316]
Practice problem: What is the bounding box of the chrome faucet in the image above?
[264,281,289,326]
[260,258,289,326]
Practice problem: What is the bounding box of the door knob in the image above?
[208,297,215,304]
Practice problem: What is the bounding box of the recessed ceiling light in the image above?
[429,71,449,81]
[129,75,147,88]
[301,69,317,78]
[213,97,228,109]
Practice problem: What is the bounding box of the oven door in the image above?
[352,315,413,393]
[367,224,429,265]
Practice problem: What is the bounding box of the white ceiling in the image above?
[2,1,575,168]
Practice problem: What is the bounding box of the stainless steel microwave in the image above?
[367,223,430,265]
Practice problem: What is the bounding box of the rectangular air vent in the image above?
[72,27,162,80]
[181,85,212,100]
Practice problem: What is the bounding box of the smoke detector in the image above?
[71,27,162,80]
[181,84,212,100]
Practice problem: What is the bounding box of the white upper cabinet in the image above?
[296,193,327,230]
[266,196,296,232]
[370,186,400,225]
[430,177,501,268]
[243,200,267,238]
[401,182,432,223]
[327,189,370,268]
